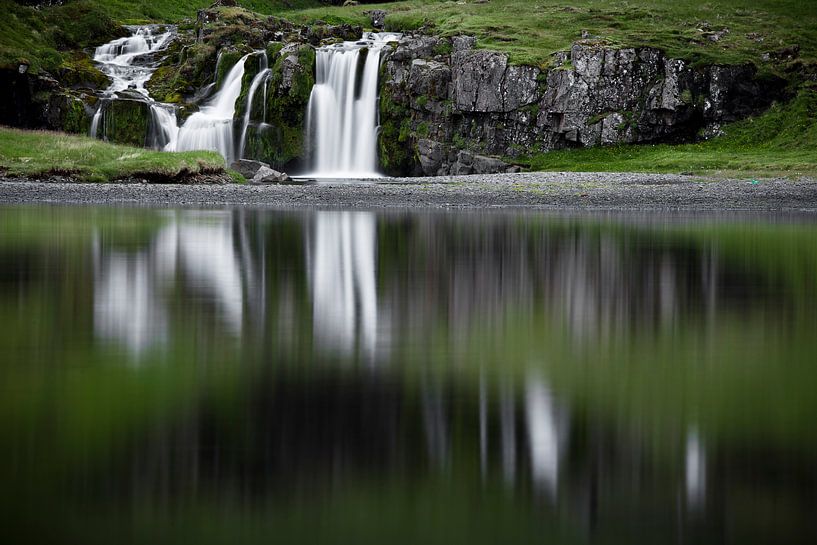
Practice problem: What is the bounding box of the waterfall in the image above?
[90,26,179,148]
[238,53,271,160]
[305,33,400,178]
[90,27,265,164]
[174,53,252,165]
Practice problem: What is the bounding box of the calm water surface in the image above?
[0,206,815,544]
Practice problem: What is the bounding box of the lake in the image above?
[0,205,815,544]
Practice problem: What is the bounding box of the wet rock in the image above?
[251,165,291,184]
[103,98,150,147]
[408,59,450,101]
[231,159,268,179]
[417,138,446,176]
[365,10,387,30]
[451,150,512,175]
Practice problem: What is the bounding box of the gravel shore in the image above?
[2,172,817,210]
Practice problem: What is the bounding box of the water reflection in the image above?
[93,212,245,355]
[309,212,378,360]
[1,207,816,544]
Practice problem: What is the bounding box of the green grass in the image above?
[0,127,227,182]
[3,0,817,73]
[522,88,817,177]
[280,0,817,70]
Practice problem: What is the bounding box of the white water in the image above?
[90,26,178,148]
[310,211,378,360]
[173,53,254,164]
[238,53,270,160]
[305,33,400,178]
[91,27,266,164]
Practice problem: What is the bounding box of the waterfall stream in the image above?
[90,26,178,149]
[90,28,400,173]
[174,53,253,164]
[237,53,271,161]
[305,33,400,178]
[90,27,265,165]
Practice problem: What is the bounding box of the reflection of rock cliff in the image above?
[379,216,722,345]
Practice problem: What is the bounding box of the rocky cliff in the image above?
[379,34,788,175]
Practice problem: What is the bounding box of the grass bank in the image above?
[0,127,231,183]
[283,0,817,71]
[520,88,817,178]
[3,0,816,74]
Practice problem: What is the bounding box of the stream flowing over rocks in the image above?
[0,6,789,178]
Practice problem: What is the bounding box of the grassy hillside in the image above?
[0,127,231,182]
[3,0,816,73]
[285,0,817,70]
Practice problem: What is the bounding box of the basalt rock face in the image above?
[380,36,788,176]
[0,68,97,134]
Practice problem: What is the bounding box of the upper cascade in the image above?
[305,33,400,178]
[92,26,174,97]
[89,26,178,150]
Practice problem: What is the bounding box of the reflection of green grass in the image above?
[0,127,227,182]
[0,205,167,248]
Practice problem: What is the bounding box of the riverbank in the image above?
[2,172,816,210]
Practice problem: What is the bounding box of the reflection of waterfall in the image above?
[305,33,399,178]
[309,212,378,359]
[685,427,706,510]
[93,242,170,357]
[525,375,564,497]
[93,213,245,356]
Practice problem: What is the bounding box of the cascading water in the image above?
[91,27,267,164]
[305,33,400,178]
[90,26,179,149]
[174,53,254,165]
[238,53,271,160]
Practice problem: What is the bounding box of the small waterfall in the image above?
[174,53,252,165]
[305,33,400,178]
[90,26,179,148]
[238,52,271,160]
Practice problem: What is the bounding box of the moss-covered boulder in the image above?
[102,98,150,147]
[378,64,418,176]
[238,43,315,170]
[53,92,94,134]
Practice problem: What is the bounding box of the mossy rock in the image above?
[238,43,316,168]
[103,99,150,147]
[59,94,92,134]
[58,54,110,90]
[215,47,252,90]
[378,83,416,176]
[243,123,305,170]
